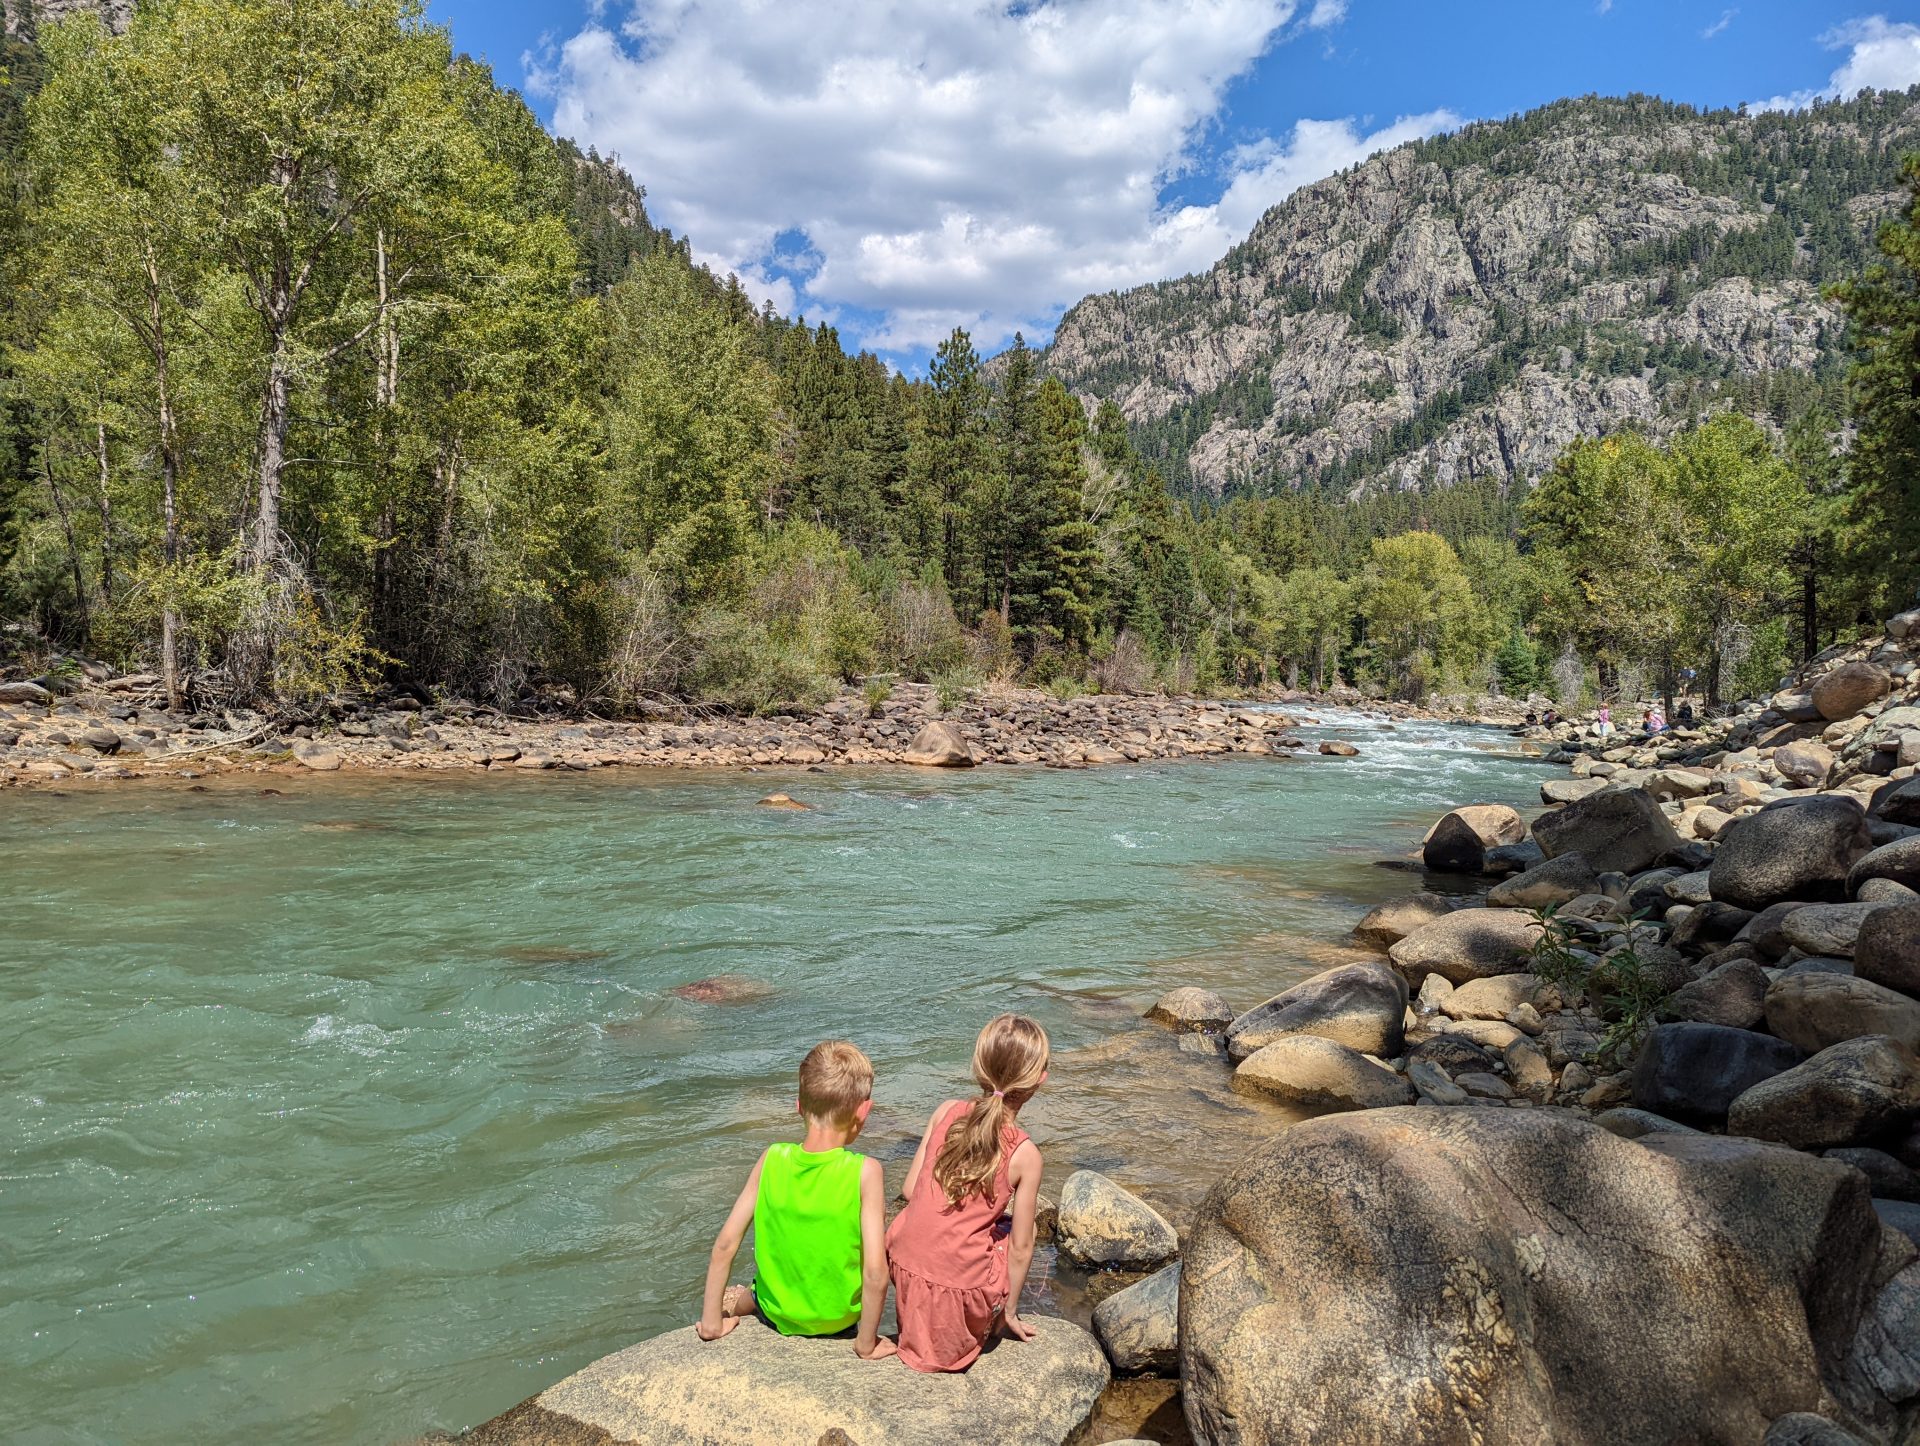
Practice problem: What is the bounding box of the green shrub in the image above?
[862,676,893,717]
[933,666,978,712]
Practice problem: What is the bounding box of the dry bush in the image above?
[1091,628,1153,695]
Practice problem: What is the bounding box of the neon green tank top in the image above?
[752,1142,865,1336]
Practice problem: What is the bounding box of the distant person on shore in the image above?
[1595,703,1613,738]
[886,1014,1049,1372]
[1676,700,1695,726]
[695,1040,894,1360]
[1643,707,1666,736]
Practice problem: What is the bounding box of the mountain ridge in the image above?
[1036,90,1920,498]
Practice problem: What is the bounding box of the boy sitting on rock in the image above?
[695,1040,895,1359]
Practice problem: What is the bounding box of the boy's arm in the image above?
[999,1141,1043,1341]
[852,1157,897,1360]
[898,1102,951,1203]
[697,1148,767,1341]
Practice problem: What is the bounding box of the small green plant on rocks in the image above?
[1525,906,1591,992]
[862,676,893,718]
[1527,907,1673,1066]
[932,667,977,713]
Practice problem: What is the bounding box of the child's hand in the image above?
[855,1337,898,1361]
[999,1313,1036,1342]
[695,1316,739,1342]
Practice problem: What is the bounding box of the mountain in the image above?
[1039,91,1920,498]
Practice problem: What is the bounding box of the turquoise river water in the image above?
[2,709,1553,1444]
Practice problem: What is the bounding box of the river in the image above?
[2,709,1554,1444]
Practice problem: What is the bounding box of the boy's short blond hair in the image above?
[798,1040,873,1124]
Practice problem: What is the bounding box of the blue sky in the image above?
[428,1,1920,369]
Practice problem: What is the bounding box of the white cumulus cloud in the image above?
[1755,14,1920,111]
[529,0,1456,357]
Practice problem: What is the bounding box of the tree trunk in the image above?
[94,421,115,604]
[1802,561,1818,664]
[253,336,290,575]
[147,243,183,710]
[41,446,90,638]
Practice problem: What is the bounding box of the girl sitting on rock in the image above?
[886,1013,1049,1372]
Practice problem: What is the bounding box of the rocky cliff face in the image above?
[2,0,131,40]
[1041,92,1920,497]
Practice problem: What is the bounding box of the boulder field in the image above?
[0,674,1356,784]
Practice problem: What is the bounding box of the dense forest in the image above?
[1,0,1917,715]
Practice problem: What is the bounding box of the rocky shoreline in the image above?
[0,673,1526,789]
[461,612,1920,1446]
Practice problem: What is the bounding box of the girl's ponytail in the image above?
[932,1014,1049,1205]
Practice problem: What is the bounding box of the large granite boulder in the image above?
[1728,1037,1920,1150]
[1632,1023,1804,1127]
[1764,973,1920,1054]
[1352,894,1455,949]
[1179,1109,1883,1446]
[1855,903,1920,998]
[1869,777,1920,828]
[1486,852,1600,910]
[1231,1035,1415,1111]
[1532,787,1682,875]
[900,721,974,767]
[1423,804,1528,873]
[1225,961,1407,1061]
[1781,903,1887,960]
[1388,908,1543,987]
[1812,661,1891,722]
[1774,740,1836,787]
[463,1315,1108,1445]
[1089,1261,1178,1374]
[1710,796,1873,910]
[1054,1170,1178,1271]
[1663,957,1771,1030]
[1851,837,1920,896]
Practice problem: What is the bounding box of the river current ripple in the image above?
[2,708,1555,1444]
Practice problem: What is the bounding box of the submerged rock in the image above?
[756,793,811,810]
[670,974,775,1005]
[1143,986,1233,1033]
[1179,1108,1884,1446]
[462,1315,1108,1446]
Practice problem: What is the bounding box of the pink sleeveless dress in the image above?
[885,1100,1028,1373]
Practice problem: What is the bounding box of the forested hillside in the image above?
[1042,91,1920,498]
[2,0,1919,717]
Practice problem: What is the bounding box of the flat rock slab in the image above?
[464,1316,1109,1446]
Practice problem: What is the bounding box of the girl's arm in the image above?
[999,1140,1043,1341]
[898,1101,954,1203]
[696,1149,767,1341]
[852,1157,897,1360]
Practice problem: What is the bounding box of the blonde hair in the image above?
[798,1040,873,1125]
[932,1014,1049,1206]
